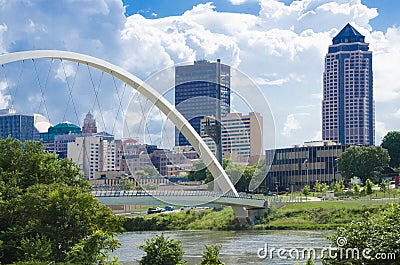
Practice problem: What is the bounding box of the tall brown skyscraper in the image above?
[322,23,374,146]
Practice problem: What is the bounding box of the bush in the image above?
[198,244,225,265]
[138,233,186,265]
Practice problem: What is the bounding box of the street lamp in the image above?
[303,159,309,187]
[333,158,338,184]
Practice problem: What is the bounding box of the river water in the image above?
[113,230,332,265]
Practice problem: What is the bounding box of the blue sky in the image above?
[0,0,399,149]
[123,0,400,30]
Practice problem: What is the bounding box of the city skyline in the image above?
[0,1,399,148]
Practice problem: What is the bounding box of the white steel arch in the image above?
[0,50,238,196]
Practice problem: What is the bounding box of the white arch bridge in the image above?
[93,190,269,223]
[0,50,269,223]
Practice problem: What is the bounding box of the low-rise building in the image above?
[265,141,347,192]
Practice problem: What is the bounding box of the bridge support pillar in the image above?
[232,206,268,225]
[231,206,250,226]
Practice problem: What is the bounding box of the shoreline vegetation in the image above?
[122,199,397,231]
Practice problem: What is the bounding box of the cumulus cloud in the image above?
[0,0,397,147]
[282,113,301,137]
[0,80,10,108]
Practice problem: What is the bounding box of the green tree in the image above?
[65,230,120,264]
[120,176,137,190]
[187,160,207,182]
[17,234,52,262]
[331,180,345,196]
[225,163,244,186]
[381,131,400,169]
[305,256,314,265]
[203,158,232,184]
[348,182,360,195]
[237,166,255,192]
[302,185,311,200]
[314,180,322,192]
[0,138,123,263]
[198,244,225,265]
[338,146,389,183]
[364,179,373,195]
[320,182,329,193]
[324,203,400,265]
[379,180,387,193]
[143,165,159,177]
[134,170,149,178]
[138,233,186,265]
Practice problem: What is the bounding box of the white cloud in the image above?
[55,62,76,83]
[282,113,301,137]
[0,80,10,108]
[0,23,7,53]
[392,109,400,118]
[0,0,398,148]
[229,0,259,5]
[375,121,388,145]
[311,130,322,141]
[370,27,400,102]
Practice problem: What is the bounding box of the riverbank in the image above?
[123,207,241,231]
[257,199,393,230]
[122,199,396,231]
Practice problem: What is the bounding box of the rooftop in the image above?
[332,23,365,45]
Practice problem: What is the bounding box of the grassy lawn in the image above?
[257,199,397,230]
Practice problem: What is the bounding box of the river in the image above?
[113,230,332,265]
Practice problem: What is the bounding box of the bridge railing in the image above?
[91,190,266,201]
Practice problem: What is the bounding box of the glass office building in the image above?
[0,108,41,142]
[265,141,347,192]
[322,23,374,146]
[175,59,230,146]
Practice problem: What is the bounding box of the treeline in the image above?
[186,158,266,192]
[0,138,123,264]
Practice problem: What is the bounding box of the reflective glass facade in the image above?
[175,60,230,146]
[265,142,347,192]
[0,113,39,142]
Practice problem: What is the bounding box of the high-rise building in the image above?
[0,108,50,142]
[200,112,263,165]
[175,59,230,146]
[67,132,116,179]
[82,111,97,133]
[322,23,374,146]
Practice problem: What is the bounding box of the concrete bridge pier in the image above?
[232,201,269,225]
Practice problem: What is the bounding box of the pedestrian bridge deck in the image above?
[93,190,268,209]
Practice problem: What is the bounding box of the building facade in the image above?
[0,108,49,142]
[200,112,263,165]
[67,132,116,179]
[265,141,347,192]
[82,111,97,133]
[40,122,82,157]
[322,23,374,146]
[175,59,230,146]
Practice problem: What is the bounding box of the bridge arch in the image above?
[0,50,238,196]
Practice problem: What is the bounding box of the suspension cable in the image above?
[60,59,81,127]
[87,64,107,132]
[32,59,51,123]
